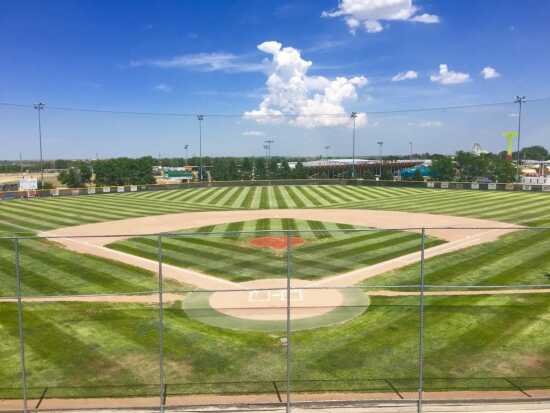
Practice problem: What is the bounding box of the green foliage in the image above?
[520,145,549,161]
[58,162,92,188]
[93,157,155,186]
[431,156,455,180]
[381,167,394,181]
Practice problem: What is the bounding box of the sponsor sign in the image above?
[19,178,38,191]
[130,185,138,192]
[103,187,111,193]
[50,189,59,196]
[117,186,125,193]
[522,185,532,191]
[471,183,480,190]
[72,189,80,196]
[441,182,449,189]
[505,183,515,191]
[455,183,463,189]
[488,183,497,190]
[88,187,96,195]
[543,185,550,192]
[427,182,435,188]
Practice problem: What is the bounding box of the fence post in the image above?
[14,238,28,413]
[286,231,292,413]
[158,235,165,413]
[417,228,426,413]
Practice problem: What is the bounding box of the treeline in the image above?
[58,157,156,188]
[431,152,516,182]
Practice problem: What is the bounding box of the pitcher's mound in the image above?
[250,236,305,250]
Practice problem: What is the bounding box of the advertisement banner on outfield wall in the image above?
[505,183,515,191]
[427,182,435,188]
[103,187,111,193]
[441,182,449,189]
[523,185,532,191]
[88,187,96,195]
[130,185,138,192]
[117,186,125,193]
[488,183,497,190]
[471,183,480,190]
[72,189,80,196]
[50,189,59,196]
[543,185,550,192]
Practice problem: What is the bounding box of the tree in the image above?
[93,157,155,186]
[293,162,307,179]
[492,158,516,182]
[520,145,548,161]
[431,156,455,181]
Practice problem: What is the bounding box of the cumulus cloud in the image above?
[153,83,172,93]
[322,0,440,34]
[242,130,265,136]
[244,41,368,128]
[131,52,265,73]
[392,70,418,81]
[481,66,500,79]
[430,64,470,85]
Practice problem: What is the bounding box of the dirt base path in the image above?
[36,210,521,321]
[41,209,520,291]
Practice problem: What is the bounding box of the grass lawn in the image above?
[0,237,183,297]
[362,228,550,288]
[106,218,444,282]
[1,293,550,399]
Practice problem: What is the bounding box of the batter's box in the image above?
[249,289,304,302]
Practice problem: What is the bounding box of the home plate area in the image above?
[184,279,370,332]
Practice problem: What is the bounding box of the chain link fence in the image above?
[1,226,550,413]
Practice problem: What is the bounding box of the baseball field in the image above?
[1,184,550,407]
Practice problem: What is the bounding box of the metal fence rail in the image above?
[1,227,549,413]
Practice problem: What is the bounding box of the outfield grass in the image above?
[107,219,443,282]
[2,293,550,398]
[0,236,186,297]
[1,185,550,399]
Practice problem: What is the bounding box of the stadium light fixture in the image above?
[514,96,526,181]
[33,102,45,189]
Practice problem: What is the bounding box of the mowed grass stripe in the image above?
[240,187,256,209]
[285,186,307,208]
[273,186,288,209]
[259,187,270,209]
[294,186,324,207]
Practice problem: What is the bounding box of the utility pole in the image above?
[514,96,526,181]
[264,139,274,179]
[409,141,413,160]
[33,102,45,189]
[377,141,384,177]
[197,115,204,181]
[350,112,358,178]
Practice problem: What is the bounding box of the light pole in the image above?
[409,141,413,160]
[350,112,358,178]
[184,144,190,164]
[264,139,274,178]
[377,141,384,177]
[197,115,204,181]
[33,102,45,189]
[514,96,526,181]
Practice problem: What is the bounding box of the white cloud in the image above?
[244,41,368,128]
[430,64,470,85]
[322,0,440,34]
[131,53,265,73]
[392,70,418,81]
[481,66,500,79]
[153,83,172,93]
[242,130,265,136]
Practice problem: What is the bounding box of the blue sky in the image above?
[1,0,549,159]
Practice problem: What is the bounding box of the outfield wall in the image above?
[1,178,549,200]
